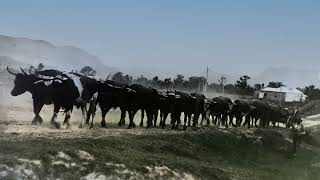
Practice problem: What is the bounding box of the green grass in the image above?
[1,127,320,180]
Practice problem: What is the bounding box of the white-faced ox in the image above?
[7,67,80,129]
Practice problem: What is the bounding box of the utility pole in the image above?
[279,86,282,107]
[204,66,209,93]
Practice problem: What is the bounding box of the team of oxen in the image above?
[6,67,302,130]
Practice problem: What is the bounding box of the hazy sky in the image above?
[0,0,319,76]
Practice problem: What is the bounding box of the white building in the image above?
[256,86,307,102]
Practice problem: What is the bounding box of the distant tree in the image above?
[254,83,264,91]
[151,76,160,88]
[29,65,35,74]
[188,76,206,92]
[163,78,173,89]
[218,76,227,94]
[173,74,184,89]
[37,63,45,71]
[28,63,45,74]
[267,81,285,88]
[208,83,220,92]
[224,84,238,94]
[304,85,320,100]
[296,87,304,92]
[152,76,159,82]
[112,72,132,84]
[235,75,252,95]
[112,72,124,82]
[124,74,133,84]
[235,75,250,89]
[135,75,149,86]
[80,66,96,77]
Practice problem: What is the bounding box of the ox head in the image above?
[7,67,35,96]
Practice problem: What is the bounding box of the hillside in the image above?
[0,35,116,77]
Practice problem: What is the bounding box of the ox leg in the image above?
[228,115,233,126]
[229,115,234,127]
[90,107,96,129]
[213,115,219,126]
[254,118,259,128]
[159,111,164,127]
[79,105,88,128]
[206,112,212,126]
[128,109,138,128]
[216,115,221,127]
[153,110,159,127]
[207,115,211,126]
[161,113,169,129]
[260,118,265,128]
[241,116,247,127]
[223,114,228,128]
[129,108,138,128]
[51,104,61,129]
[63,110,72,129]
[101,107,110,128]
[172,113,181,130]
[231,116,237,127]
[88,100,97,127]
[183,113,188,131]
[236,115,243,127]
[219,114,224,127]
[201,111,206,125]
[146,111,153,129]
[201,110,209,126]
[118,107,126,127]
[32,102,44,125]
[235,116,239,127]
[189,114,194,127]
[140,109,145,127]
[170,114,174,125]
[243,115,250,128]
[199,111,206,126]
[171,113,177,130]
[251,117,254,128]
[200,115,204,126]
[86,107,91,125]
[88,105,97,129]
[189,113,194,127]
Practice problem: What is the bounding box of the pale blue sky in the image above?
[0,0,319,75]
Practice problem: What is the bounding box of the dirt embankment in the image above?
[1,120,320,180]
[1,99,320,180]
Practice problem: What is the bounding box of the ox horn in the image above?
[106,74,111,80]
[7,66,17,75]
[36,75,67,82]
[20,67,28,75]
[71,71,84,78]
[36,74,55,81]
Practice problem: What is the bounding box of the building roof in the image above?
[261,86,305,95]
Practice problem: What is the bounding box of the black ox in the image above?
[7,67,80,128]
[72,72,160,129]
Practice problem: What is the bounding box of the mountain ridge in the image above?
[0,34,116,77]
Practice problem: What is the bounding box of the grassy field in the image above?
[1,124,320,180]
[1,102,320,180]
